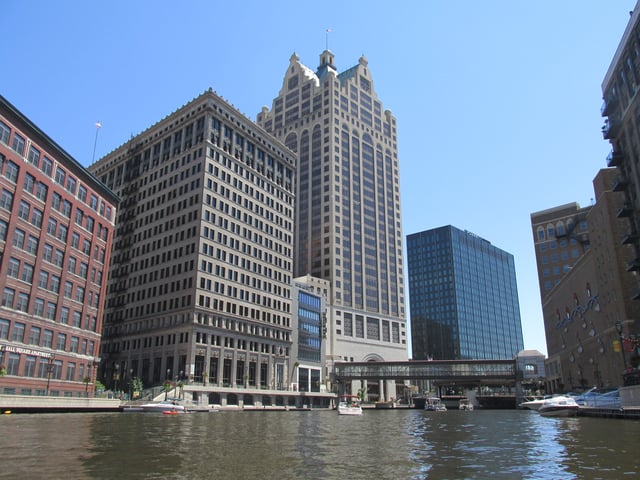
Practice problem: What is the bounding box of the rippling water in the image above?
[1,409,637,479]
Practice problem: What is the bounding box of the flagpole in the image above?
[325,28,331,50]
[92,121,101,163]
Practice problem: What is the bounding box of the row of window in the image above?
[0,318,96,355]
[0,126,113,223]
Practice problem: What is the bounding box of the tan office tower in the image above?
[89,90,298,398]
[257,51,408,398]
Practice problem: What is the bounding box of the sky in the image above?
[2,1,637,357]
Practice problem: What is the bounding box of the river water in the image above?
[0,408,637,479]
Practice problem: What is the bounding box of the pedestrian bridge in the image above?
[334,359,517,384]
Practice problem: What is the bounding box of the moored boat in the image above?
[538,395,579,417]
[458,398,474,411]
[337,395,363,416]
[425,397,447,412]
[124,401,186,413]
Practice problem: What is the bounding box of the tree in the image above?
[131,377,144,399]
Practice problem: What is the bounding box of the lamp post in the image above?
[129,369,133,400]
[84,364,91,396]
[165,369,171,401]
[113,362,120,397]
[615,321,627,371]
[46,353,56,396]
[0,344,6,380]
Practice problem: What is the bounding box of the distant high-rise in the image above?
[407,225,524,361]
[257,51,408,372]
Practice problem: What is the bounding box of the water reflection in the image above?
[0,409,638,479]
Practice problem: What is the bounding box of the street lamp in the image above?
[84,364,91,396]
[615,321,627,370]
[113,362,120,397]
[46,353,56,396]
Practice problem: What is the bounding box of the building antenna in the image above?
[92,121,102,163]
[325,28,332,50]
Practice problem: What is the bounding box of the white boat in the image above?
[538,395,579,417]
[125,401,186,413]
[519,395,553,411]
[458,398,474,411]
[337,395,363,416]
[425,397,447,412]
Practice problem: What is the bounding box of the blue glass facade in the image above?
[407,226,524,360]
[297,291,322,363]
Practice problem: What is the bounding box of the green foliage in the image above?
[131,377,144,393]
[94,380,106,392]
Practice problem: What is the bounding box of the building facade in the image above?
[530,202,592,302]
[407,225,524,361]
[599,1,640,386]
[256,51,408,385]
[532,170,640,392]
[291,275,329,392]
[88,90,300,398]
[0,94,118,397]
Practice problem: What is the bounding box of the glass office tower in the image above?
[407,225,524,360]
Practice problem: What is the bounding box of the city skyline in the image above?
[2,1,637,356]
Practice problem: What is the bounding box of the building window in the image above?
[0,120,10,144]
[28,326,41,345]
[2,288,15,308]
[11,321,25,342]
[0,319,9,340]
[28,146,40,167]
[0,189,12,211]
[7,257,20,278]
[16,292,29,312]
[11,133,25,155]
[56,333,67,350]
[41,156,53,176]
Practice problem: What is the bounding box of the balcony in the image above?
[601,96,618,117]
[617,202,634,218]
[606,149,624,167]
[602,118,621,139]
[626,258,640,272]
[622,229,639,245]
[612,174,628,192]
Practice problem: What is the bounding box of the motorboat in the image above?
[458,398,474,411]
[574,388,620,408]
[337,395,363,416]
[125,401,186,413]
[538,395,579,417]
[424,397,447,412]
[519,395,553,411]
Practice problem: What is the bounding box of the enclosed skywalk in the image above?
[334,359,517,384]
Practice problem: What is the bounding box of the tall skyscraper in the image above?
[89,90,300,397]
[407,225,524,361]
[0,94,118,397]
[257,51,408,370]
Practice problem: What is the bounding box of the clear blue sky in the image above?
[2,1,636,357]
